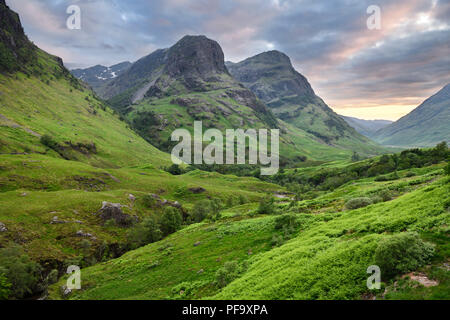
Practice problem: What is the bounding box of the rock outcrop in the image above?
[75,230,95,238]
[227,50,315,102]
[97,201,134,227]
[165,35,229,79]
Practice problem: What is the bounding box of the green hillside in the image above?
[0,48,285,297]
[48,149,449,300]
[0,52,170,168]
[0,2,287,300]
[0,1,448,302]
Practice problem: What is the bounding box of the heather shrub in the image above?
[160,207,183,236]
[345,197,373,210]
[215,261,247,288]
[375,232,435,279]
[257,196,275,214]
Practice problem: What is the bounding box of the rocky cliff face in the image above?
[227,51,315,104]
[0,0,36,72]
[98,35,280,153]
[146,35,233,95]
[100,36,234,102]
[100,36,275,124]
[165,35,229,79]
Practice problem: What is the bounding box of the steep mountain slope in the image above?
[0,2,168,168]
[373,84,450,147]
[99,48,169,103]
[215,176,449,299]
[227,51,386,156]
[99,35,363,164]
[98,36,381,163]
[0,2,284,280]
[341,115,393,138]
[103,35,277,126]
[71,61,131,92]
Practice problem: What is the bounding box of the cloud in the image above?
[5,0,450,120]
[258,0,449,118]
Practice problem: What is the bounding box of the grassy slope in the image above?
[0,48,285,267]
[274,96,386,157]
[49,163,449,300]
[373,84,449,148]
[0,49,169,168]
[215,177,449,299]
[127,92,359,163]
[0,153,283,264]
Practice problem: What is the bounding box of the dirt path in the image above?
[0,113,41,137]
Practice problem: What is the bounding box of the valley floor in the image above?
[46,162,449,300]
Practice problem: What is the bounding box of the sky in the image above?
[6,0,450,120]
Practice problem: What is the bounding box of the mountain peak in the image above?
[227,50,315,101]
[249,50,292,65]
[227,51,386,153]
[165,35,228,78]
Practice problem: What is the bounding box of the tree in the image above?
[257,196,275,214]
[40,134,59,151]
[238,194,248,205]
[127,216,162,248]
[379,154,390,164]
[274,214,299,232]
[166,164,183,175]
[215,261,246,288]
[345,197,372,210]
[226,196,234,208]
[0,244,42,299]
[0,271,11,300]
[210,199,222,221]
[191,200,211,223]
[160,207,183,235]
[351,152,361,162]
[375,232,434,279]
[433,141,448,158]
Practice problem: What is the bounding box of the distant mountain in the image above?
[373,84,450,147]
[100,36,377,163]
[227,50,386,156]
[101,35,281,151]
[97,49,168,101]
[340,116,393,138]
[71,61,131,92]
